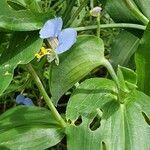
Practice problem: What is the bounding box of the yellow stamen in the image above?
[35,47,50,60]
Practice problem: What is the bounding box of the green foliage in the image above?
[49,35,105,105]
[0,0,54,31]
[0,32,43,96]
[102,0,150,23]
[134,0,150,18]
[0,106,64,149]
[135,22,150,96]
[62,0,76,25]
[110,30,140,68]
[66,78,150,150]
[0,0,150,149]
[103,0,138,23]
[117,65,137,91]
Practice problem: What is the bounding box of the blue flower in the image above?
[16,94,34,106]
[39,17,77,54]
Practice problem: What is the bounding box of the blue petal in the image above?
[56,28,77,54]
[16,94,25,104]
[23,98,34,106]
[39,17,63,39]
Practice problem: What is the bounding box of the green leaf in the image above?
[49,35,106,105]
[7,0,26,10]
[135,22,150,96]
[134,0,150,18]
[117,66,137,91]
[0,32,43,96]
[66,78,150,150]
[103,0,138,23]
[66,78,117,121]
[0,106,64,150]
[62,0,76,25]
[102,0,150,23]
[7,0,26,7]
[0,0,54,31]
[110,30,140,68]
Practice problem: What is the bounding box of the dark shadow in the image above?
[74,115,82,126]
[0,146,10,150]
[102,141,106,150]
[7,1,26,11]
[89,114,101,131]
[142,112,150,126]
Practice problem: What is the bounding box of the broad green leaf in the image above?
[110,30,140,68]
[0,32,43,96]
[0,0,54,31]
[66,78,117,121]
[135,22,150,96]
[134,0,150,18]
[101,0,150,23]
[66,78,150,150]
[49,35,106,105]
[103,0,138,23]
[0,106,64,150]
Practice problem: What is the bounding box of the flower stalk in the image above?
[74,23,145,31]
[102,60,130,104]
[26,63,66,128]
[102,60,120,90]
[97,13,101,37]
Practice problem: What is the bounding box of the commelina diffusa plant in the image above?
[0,0,150,150]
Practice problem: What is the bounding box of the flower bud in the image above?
[90,6,102,17]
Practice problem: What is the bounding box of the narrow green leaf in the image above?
[118,66,137,85]
[0,32,43,96]
[117,66,137,91]
[0,106,64,150]
[62,0,76,25]
[135,22,150,96]
[49,35,105,105]
[7,0,26,7]
[66,78,150,150]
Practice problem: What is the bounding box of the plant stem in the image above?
[65,0,87,27]
[26,63,66,128]
[74,23,145,31]
[90,0,94,8]
[123,0,149,25]
[102,60,129,103]
[102,60,120,89]
[97,13,101,37]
